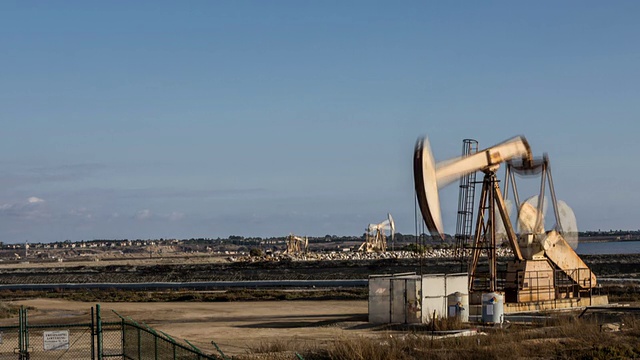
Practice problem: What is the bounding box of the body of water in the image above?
[576,240,640,255]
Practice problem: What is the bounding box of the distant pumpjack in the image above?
[284,234,308,255]
[359,213,395,252]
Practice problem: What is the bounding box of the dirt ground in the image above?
[0,254,230,269]
[3,298,372,356]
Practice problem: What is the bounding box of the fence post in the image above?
[211,341,231,360]
[185,339,208,359]
[91,306,96,360]
[24,307,29,358]
[97,304,103,360]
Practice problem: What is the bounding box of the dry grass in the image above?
[252,339,292,353]
[602,282,640,302]
[247,315,640,360]
[0,302,23,318]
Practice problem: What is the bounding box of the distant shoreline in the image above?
[579,238,640,244]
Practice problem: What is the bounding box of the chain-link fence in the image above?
[0,305,222,360]
[0,326,20,360]
[120,320,218,360]
[102,322,124,358]
[23,324,94,359]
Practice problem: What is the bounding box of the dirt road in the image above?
[4,299,371,356]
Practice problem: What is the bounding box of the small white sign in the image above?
[43,330,69,351]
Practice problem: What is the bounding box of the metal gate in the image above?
[0,306,96,359]
[0,305,216,360]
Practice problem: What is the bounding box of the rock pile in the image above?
[227,248,513,263]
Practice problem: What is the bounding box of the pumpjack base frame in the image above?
[469,295,609,315]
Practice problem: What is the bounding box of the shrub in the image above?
[249,248,264,257]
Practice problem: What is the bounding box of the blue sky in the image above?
[0,1,638,242]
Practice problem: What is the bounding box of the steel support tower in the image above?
[454,139,478,266]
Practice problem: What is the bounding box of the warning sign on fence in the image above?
[43,330,69,351]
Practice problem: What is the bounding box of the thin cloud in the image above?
[168,211,185,221]
[0,197,49,219]
[133,210,185,221]
[31,187,271,208]
[135,209,152,220]
[69,207,93,219]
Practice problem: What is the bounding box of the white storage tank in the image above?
[481,292,504,324]
[447,292,469,322]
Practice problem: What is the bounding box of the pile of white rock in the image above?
[227,247,513,263]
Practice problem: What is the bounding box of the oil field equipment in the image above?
[284,233,308,254]
[359,213,395,252]
[413,135,606,310]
